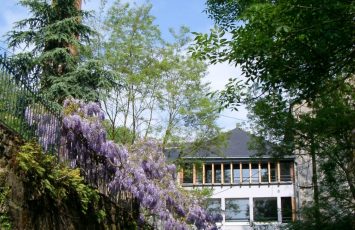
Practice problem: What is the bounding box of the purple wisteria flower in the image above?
[61,99,218,229]
[25,106,61,152]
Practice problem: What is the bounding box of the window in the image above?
[182,164,193,183]
[214,164,221,183]
[233,164,240,184]
[205,164,212,183]
[270,163,277,182]
[280,162,292,182]
[260,163,268,182]
[206,199,222,221]
[251,163,259,183]
[253,198,278,222]
[281,197,293,223]
[224,164,231,183]
[225,198,250,221]
[195,164,203,184]
[242,164,249,183]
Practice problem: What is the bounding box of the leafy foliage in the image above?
[95,1,222,149]
[157,28,224,152]
[0,71,26,133]
[0,185,11,230]
[2,0,104,103]
[193,0,354,105]
[193,0,355,227]
[16,141,101,216]
[99,0,163,144]
[61,98,219,229]
[102,120,135,145]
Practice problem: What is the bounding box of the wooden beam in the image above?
[193,164,196,184]
[291,197,297,221]
[290,162,295,183]
[221,163,224,184]
[202,163,205,184]
[179,168,184,184]
[212,163,215,184]
[230,163,233,184]
[277,161,281,182]
[268,162,271,183]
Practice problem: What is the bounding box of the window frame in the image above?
[260,163,268,183]
[224,163,231,184]
[253,197,278,222]
[214,163,222,184]
[204,164,213,184]
[206,198,222,221]
[182,163,193,184]
[281,197,293,223]
[250,163,259,183]
[280,162,292,182]
[241,163,249,183]
[225,198,250,222]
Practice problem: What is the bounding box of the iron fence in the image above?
[0,52,124,193]
[0,53,62,154]
[0,53,140,222]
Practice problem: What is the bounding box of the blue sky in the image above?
[0,0,248,130]
[131,0,212,40]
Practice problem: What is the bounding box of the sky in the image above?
[0,0,249,131]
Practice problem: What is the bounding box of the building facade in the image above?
[178,129,299,230]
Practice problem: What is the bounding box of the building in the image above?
[178,128,299,230]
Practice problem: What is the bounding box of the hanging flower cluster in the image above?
[61,98,219,229]
[25,104,61,152]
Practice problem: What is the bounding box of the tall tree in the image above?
[191,0,355,228]
[245,82,355,229]
[100,0,163,144]
[158,28,222,152]
[99,1,222,149]
[2,0,101,103]
[194,0,354,103]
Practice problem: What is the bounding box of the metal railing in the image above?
[0,53,62,154]
[0,53,144,227]
[0,52,115,186]
[0,52,122,192]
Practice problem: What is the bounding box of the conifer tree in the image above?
[2,0,101,103]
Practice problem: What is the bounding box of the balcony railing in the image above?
[180,161,294,185]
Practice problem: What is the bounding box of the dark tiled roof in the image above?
[165,128,260,160]
[222,128,256,158]
[189,128,257,159]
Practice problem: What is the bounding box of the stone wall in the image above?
[294,149,313,220]
[0,122,28,229]
[0,123,148,230]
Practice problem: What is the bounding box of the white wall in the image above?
[185,183,294,230]
[215,184,293,230]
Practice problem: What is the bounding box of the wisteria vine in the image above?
[60,98,220,230]
[25,104,61,152]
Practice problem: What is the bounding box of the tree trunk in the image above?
[51,0,82,56]
[131,85,136,144]
[162,113,173,151]
[70,0,82,56]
